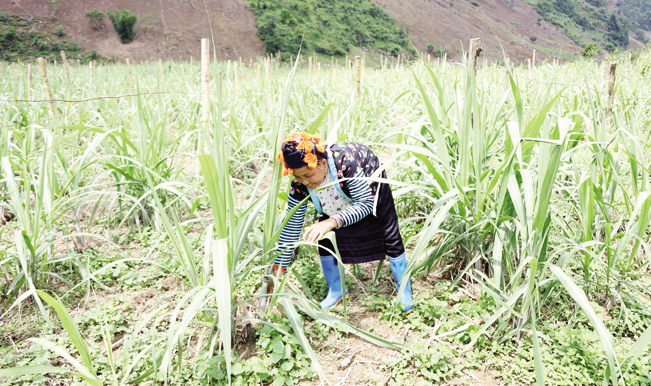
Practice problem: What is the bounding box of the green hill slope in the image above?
[533,0,648,52]
[246,0,414,58]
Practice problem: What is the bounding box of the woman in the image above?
[272,132,414,314]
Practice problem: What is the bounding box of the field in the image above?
[2,47,651,386]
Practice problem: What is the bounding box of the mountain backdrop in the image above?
[0,0,648,63]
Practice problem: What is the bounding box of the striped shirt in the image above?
[274,170,374,268]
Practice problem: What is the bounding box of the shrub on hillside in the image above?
[581,42,599,57]
[86,9,105,30]
[55,26,65,37]
[5,27,17,41]
[107,9,137,44]
[86,8,105,22]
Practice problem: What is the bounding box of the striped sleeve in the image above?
[274,195,306,268]
[332,170,373,228]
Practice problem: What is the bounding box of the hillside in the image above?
[373,0,580,61]
[0,0,264,62]
[3,0,636,63]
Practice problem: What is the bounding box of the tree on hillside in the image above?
[608,13,630,47]
[107,9,137,44]
[554,0,576,17]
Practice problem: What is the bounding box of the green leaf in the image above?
[36,290,95,376]
[0,365,68,377]
[550,265,619,384]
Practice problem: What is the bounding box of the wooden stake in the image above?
[469,38,483,77]
[27,64,33,98]
[442,52,447,71]
[200,38,211,153]
[126,58,134,93]
[54,59,57,69]
[532,49,536,67]
[0,62,4,76]
[309,56,312,80]
[317,62,321,77]
[383,57,386,81]
[333,60,337,90]
[290,56,293,68]
[159,58,163,79]
[89,61,93,85]
[355,56,361,100]
[234,61,239,96]
[37,57,55,115]
[607,62,617,121]
[60,51,72,89]
[528,58,531,74]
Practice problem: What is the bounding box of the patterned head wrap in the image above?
[276,132,327,176]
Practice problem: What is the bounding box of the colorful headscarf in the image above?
[276,132,327,176]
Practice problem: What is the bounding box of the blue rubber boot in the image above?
[389,253,414,314]
[319,255,349,310]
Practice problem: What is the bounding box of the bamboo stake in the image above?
[89,61,93,86]
[37,57,55,115]
[60,51,72,89]
[234,61,239,96]
[383,57,386,81]
[27,64,33,98]
[469,38,483,77]
[355,56,361,100]
[126,58,134,93]
[200,38,210,154]
[607,62,617,121]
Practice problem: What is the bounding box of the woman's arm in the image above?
[331,169,374,228]
[274,195,307,269]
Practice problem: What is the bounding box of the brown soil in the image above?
[0,0,265,62]
[372,0,580,62]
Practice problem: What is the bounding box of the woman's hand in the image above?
[303,218,338,244]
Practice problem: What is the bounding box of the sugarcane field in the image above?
[4,24,651,385]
